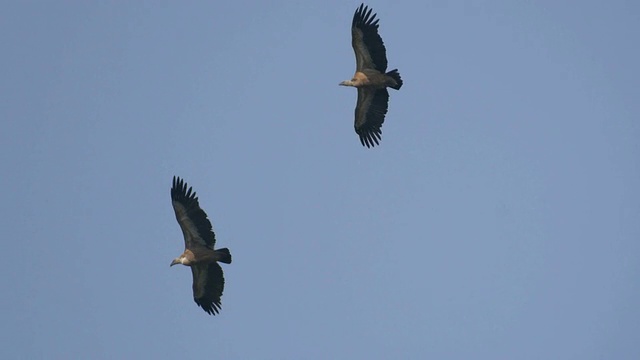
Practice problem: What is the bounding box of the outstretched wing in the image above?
[355,87,389,148]
[351,4,388,72]
[192,263,225,315]
[171,176,215,249]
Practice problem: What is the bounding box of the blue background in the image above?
[1,1,638,358]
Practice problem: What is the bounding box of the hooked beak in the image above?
[339,80,349,86]
[170,259,179,267]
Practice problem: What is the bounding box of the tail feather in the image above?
[216,248,232,264]
[386,69,403,90]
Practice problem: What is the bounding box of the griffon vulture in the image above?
[340,3,403,148]
[169,176,232,315]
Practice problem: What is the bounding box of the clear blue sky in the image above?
[1,1,639,359]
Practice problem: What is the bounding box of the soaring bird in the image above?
[340,3,403,148]
[169,176,232,315]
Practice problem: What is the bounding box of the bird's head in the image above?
[170,256,185,267]
[340,72,368,87]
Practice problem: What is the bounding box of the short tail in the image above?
[216,248,232,264]
[386,69,403,90]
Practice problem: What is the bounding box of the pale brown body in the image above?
[171,247,226,266]
[341,70,400,89]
